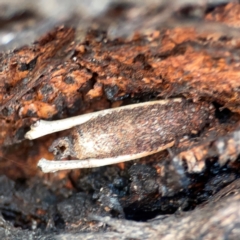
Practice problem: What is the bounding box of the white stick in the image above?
[25,99,182,140]
[38,141,175,172]
[25,111,106,140]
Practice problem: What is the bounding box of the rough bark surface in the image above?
[0,1,240,239]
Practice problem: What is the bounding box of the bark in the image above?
[0,1,240,239]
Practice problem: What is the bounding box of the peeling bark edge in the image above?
[173,127,240,173]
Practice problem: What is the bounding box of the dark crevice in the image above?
[213,102,232,123]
